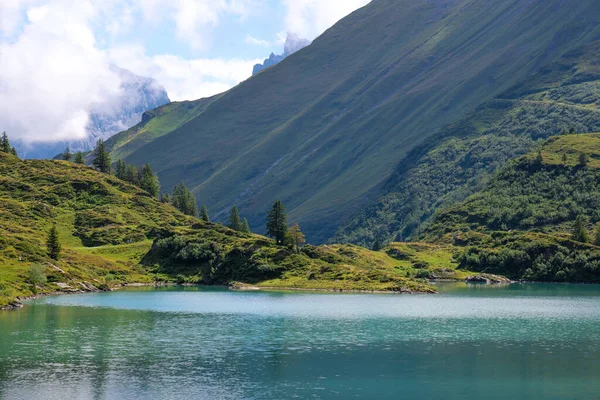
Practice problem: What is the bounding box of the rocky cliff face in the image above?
[18,66,170,159]
[252,33,311,75]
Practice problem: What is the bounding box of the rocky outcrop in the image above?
[252,33,311,75]
[465,274,511,284]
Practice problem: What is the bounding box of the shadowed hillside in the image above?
[110,0,600,243]
[336,40,600,246]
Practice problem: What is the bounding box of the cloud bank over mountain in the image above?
[0,0,371,144]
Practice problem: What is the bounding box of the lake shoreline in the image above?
[1,276,520,311]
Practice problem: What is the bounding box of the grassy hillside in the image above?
[336,40,600,246]
[102,97,218,162]
[113,0,600,243]
[420,134,600,282]
[0,152,444,307]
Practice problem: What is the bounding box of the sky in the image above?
[0,0,371,143]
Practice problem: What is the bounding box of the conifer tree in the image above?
[594,225,600,247]
[125,164,139,185]
[241,218,251,234]
[562,153,568,164]
[372,239,383,251]
[91,139,111,173]
[228,206,242,231]
[266,200,288,245]
[1,132,11,153]
[46,225,61,260]
[172,183,198,216]
[573,215,589,243]
[139,164,160,197]
[200,205,210,222]
[287,223,305,253]
[535,150,543,166]
[160,193,171,204]
[74,152,85,164]
[62,146,72,161]
[10,147,17,157]
[579,152,589,167]
[115,159,127,180]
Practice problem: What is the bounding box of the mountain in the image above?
[17,67,170,159]
[109,0,600,244]
[335,39,600,246]
[0,150,438,308]
[252,33,311,75]
[421,133,600,283]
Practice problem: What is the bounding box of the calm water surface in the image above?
[1,283,599,399]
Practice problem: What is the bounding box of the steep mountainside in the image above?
[336,40,600,246]
[18,67,170,160]
[115,0,600,243]
[419,134,600,283]
[0,151,438,307]
[103,95,219,162]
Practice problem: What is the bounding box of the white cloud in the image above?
[108,44,260,101]
[0,0,261,144]
[0,0,371,144]
[283,0,371,39]
[0,0,122,142]
[134,0,260,50]
[245,35,271,46]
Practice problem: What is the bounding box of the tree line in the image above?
[1,132,18,157]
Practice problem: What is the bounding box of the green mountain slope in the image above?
[115,0,600,243]
[336,40,600,246]
[104,96,219,161]
[0,152,438,307]
[422,134,600,282]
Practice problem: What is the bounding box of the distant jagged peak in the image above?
[252,32,311,75]
[283,33,311,57]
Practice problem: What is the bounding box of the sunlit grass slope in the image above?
[0,152,443,306]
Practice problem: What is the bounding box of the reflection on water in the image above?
[1,284,599,399]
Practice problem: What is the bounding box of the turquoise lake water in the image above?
[1,283,599,399]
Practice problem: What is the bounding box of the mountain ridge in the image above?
[109,0,600,244]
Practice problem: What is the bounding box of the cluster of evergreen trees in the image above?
[115,160,160,197]
[265,200,305,253]
[61,146,85,164]
[1,132,18,157]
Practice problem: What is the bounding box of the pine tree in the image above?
[10,147,17,157]
[160,193,171,204]
[579,152,589,167]
[46,225,61,260]
[241,218,251,234]
[200,205,210,222]
[372,239,383,251]
[562,153,568,164]
[139,164,160,197]
[535,150,543,165]
[573,215,589,243]
[125,165,139,184]
[115,159,127,180]
[74,152,85,164]
[172,183,198,216]
[1,132,11,153]
[266,200,288,245]
[287,223,305,253]
[62,146,72,161]
[228,206,242,231]
[91,139,111,173]
[594,225,600,247]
